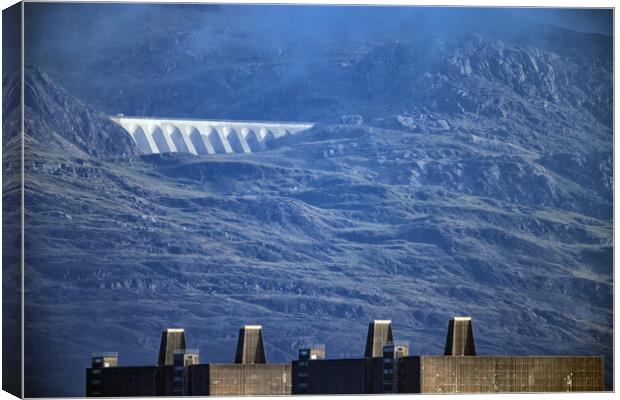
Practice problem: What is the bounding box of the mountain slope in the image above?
[16,57,613,396]
[23,69,138,158]
[25,5,612,130]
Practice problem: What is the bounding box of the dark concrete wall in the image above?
[187,364,210,396]
[86,366,156,397]
[293,357,387,394]
[302,358,366,394]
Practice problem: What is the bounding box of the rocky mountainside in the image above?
[26,5,612,127]
[22,69,138,158]
[13,7,614,396]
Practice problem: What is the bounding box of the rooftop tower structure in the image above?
[444,316,476,356]
[295,345,326,394]
[364,320,394,358]
[88,353,119,396]
[173,348,200,367]
[234,325,266,364]
[299,344,326,361]
[157,328,187,366]
[382,341,409,393]
[172,349,200,396]
[91,352,118,369]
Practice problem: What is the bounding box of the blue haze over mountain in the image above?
[3,4,612,396]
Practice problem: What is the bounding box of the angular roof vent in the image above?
[234,325,266,364]
[157,328,187,366]
[364,320,394,358]
[444,317,476,356]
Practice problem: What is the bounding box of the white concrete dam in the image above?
[110,116,315,155]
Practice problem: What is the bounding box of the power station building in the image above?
[86,325,291,396]
[86,317,604,396]
[291,317,603,394]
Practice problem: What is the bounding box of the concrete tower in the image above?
[157,328,187,366]
[364,320,394,358]
[234,325,266,364]
[444,317,476,356]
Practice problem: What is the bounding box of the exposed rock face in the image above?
[22,69,138,157]
[28,6,612,127]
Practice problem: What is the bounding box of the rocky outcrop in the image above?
[22,69,138,158]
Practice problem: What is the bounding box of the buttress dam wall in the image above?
[110,116,314,155]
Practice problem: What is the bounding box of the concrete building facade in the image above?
[86,317,604,396]
[412,355,604,393]
[86,326,290,396]
[291,317,603,394]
